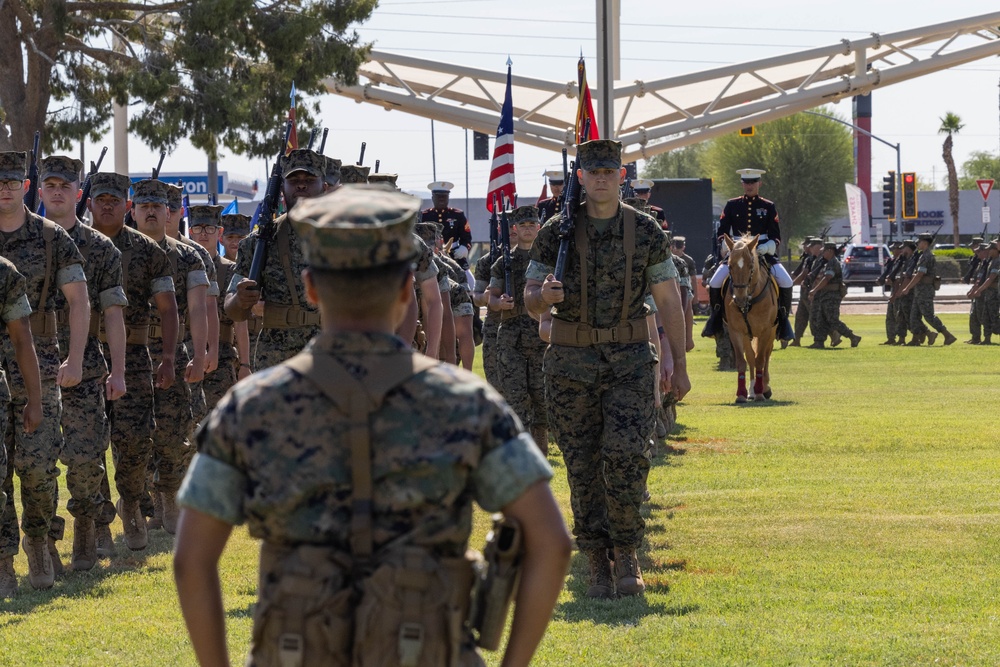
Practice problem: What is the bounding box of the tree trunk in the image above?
[943,133,960,246]
[0,3,58,152]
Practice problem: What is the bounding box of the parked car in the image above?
[841,243,889,289]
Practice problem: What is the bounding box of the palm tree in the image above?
[939,112,964,246]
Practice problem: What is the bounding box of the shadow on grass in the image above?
[710,399,797,407]
[0,525,176,618]
[228,602,256,620]
[557,552,698,624]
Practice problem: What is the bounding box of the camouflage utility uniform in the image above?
[203,253,239,408]
[0,212,85,557]
[474,251,500,387]
[0,257,32,515]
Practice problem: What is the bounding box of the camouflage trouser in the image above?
[481,315,500,389]
[969,298,982,339]
[909,285,946,333]
[981,290,1000,335]
[0,380,62,557]
[794,287,811,338]
[253,326,318,372]
[496,316,547,431]
[0,401,7,516]
[886,296,898,339]
[715,322,734,366]
[545,361,655,551]
[100,344,155,522]
[202,352,238,410]
[149,339,193,494]
[809,291,854,341]
[893,292,926,338]
[60,377,109,520]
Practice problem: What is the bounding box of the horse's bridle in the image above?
[728,245,771,335]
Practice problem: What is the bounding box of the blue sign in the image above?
[128,172,227,195]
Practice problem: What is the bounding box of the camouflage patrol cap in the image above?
[221,214,251,237]
[917,233,934,244]
[368,173,399,190]
[622,197,648,211]
[289,184,420,270]
[414,221,441,245]
[822,242,837,252]
[902,239,917,250]
[577,139,623,170]
[340,164,370,184]
[40,155,83,183]
[807,238,824,247]
[188,204,223,228]
[90,173,131,200]
[509,205,540,225]
[282,149,325,179]
[166,183,183,210]
[132,179,170,205]
[0,152,27,181]
[324,157,343,186]
[971,236,984,246]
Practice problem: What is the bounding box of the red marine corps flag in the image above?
[486,59,516,213]
[575,56,599,143]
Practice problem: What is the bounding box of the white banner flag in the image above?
[844,183,870,244]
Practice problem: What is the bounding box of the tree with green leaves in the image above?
[958,150,1000,190]
[703,108,854,247]
[642,143,708,179]
[939,112,964,247]
[0,0,376,159]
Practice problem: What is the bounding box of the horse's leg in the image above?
[755,333,774,400]
[731,330,748,403]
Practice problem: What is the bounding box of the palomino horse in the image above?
[722,233,778,403]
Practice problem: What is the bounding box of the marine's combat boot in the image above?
[905,332,925,346]
[71,517,97,572]
[850,334,862,347]
[789,336,801,347]
[776,287,795,341]
[117,498,148,551]
[585,549,615,599]
[0,557,16,598]
[95,523,115,559]
[22,535,54,590]
[162,491,180,535]
[807,339,825,349]
[612,547,646,597]
[147,491,164,530]
[984,334,993,345]
[926,331,938,346]
[965,336,981,344]
[47,536,64,577]
[830,331,842,347]
[942,330,957,346]
[701,287,724,338]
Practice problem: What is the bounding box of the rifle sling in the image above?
[574,204,637,325]
[275,218,301,308]
[282,347,439,564]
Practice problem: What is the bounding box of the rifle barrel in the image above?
[357,142,366,166]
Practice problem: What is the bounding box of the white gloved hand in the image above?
[452,244,469,260]
[719,242,731,258]
[757,240,776,256]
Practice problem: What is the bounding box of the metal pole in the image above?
[595,0,618,139]
[431,119,437,181]
[464,128,470,217]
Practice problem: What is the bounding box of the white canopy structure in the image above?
[326,10,1000,163]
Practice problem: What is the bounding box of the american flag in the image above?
[486,60,515,213]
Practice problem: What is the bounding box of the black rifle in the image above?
[248,120,294,284]
[558,148,569,209]
[621,177,635,200]
[553,119,589,280]
[306,128,319,150]
[818,225,831,241]
[318,128,329,155]
[928,223,945,245]
[24,131,40,213]
[75,146,108,219]
[836,234,856,255]
[151,149,166,179]
[488,201,499,266]
[374,159,380,174]
[498,196,512,296]
[357,142,366,166]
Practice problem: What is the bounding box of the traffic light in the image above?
[882,171,896,219]
[739,126,755,137]
[890,221,898,235]
[901,171,917,219]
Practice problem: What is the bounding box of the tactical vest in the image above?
[549,205,650,346]
[249,347,482,667]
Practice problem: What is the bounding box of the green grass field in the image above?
[3,313,999,666]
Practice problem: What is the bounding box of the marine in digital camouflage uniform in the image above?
[473,244,502,388]
[0,150,89,589]
[888,241,926,345]
[876,242,901,344]
[190,207,244,406]
[339,163,369,185]
[0,255,41,597]
[414,222,462,364]
[525,139,691,599]
[966,241,999,344]
[40,156,129,572]
[220,213,257,368]
[175,184,568,667]
[134,179,209,539]
[226,149,328,371]
[437,239,476,369]
[489,205,548,452]
[806,243,861,348]
[898,233,956,346]
[790,238,822,346]
[89,172,177,555]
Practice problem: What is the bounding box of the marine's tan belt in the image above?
[28,311,57,338]
[262,304,321,329]
[549,317,649,347]
[148,322,186,342]
[99,325,150,346]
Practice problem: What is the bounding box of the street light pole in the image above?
[804,110,901,241]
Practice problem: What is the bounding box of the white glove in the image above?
[452,244,468,260]
[719,242,730,258]
[757,240,776,256]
